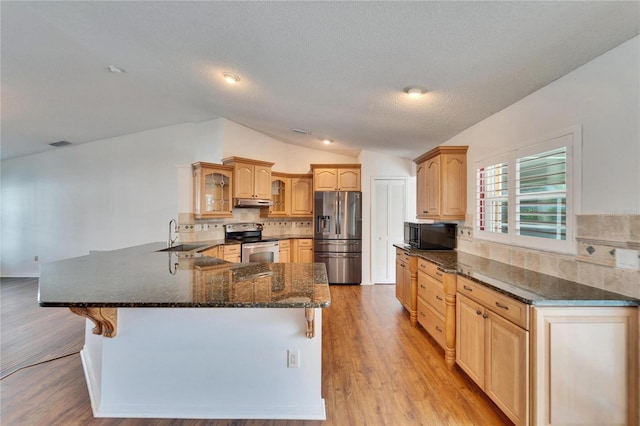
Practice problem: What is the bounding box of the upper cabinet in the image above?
[290,175,313,216]
[261,173,313,218]
[311,164,361,191]
[262,173,290,217]
[222,157,274,200]
[413,146,467,220]
[192,162,234,218]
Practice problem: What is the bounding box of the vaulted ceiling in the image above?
[1,1,638,160]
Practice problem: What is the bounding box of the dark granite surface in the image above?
[39,243,330,308]
[394,244,639,307]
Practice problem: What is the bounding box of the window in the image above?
[516,146,567,240]
[477,161,509,234]
[475,127,580,253]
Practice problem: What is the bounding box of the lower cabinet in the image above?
[457,276,639,426]
[222,244,241,263]
[278,239,290,263]
[292,239,313,263]
[531,306,638,426]
[395,248,417,325]
[457,277,529,426]
[416,258,457,367]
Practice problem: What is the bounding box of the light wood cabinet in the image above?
[416,258,457,367]
[279,239,290,263]
[311,164,361,191]
[222,244,241,263]
[199,246,221,258]
[192,162,234,218]
[261,173,290,217]
[292,239,314,263]
[290,175,313,217]
[395,248,417,325]
[456,276,529,426]
[413,146,467,220]
[222,157,274,200]
[261,173,313,218]
[531,306,638,426]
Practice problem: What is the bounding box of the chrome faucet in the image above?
[168,219,178,248]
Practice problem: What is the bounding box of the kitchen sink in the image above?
[156,244,208,252]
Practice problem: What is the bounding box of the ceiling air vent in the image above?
[49,140,72,147]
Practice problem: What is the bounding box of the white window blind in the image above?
[474,126,579,254]
[476,162,509,234]
[516,147,567,240]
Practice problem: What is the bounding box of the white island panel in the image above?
[81,307,325,420]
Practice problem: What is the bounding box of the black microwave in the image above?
[404,222,457,250]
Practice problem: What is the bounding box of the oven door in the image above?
[241,241,280,263]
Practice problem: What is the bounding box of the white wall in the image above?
[446,35,640,216]
[1,120,223,276]
[220,120,356,172]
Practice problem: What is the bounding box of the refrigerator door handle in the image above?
[336,194,341,235]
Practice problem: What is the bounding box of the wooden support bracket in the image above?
[305,308,315,338]
[69,307,118,338]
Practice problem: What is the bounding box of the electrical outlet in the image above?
[287,349,300,368]
[615,248,639,270]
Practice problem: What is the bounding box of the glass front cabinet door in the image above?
[193,162,234,218]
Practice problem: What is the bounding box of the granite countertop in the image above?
[393,243,639,307]
[39,242,330,309]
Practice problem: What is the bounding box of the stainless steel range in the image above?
[225,223,279,263]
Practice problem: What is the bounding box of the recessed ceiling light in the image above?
[291,128,310,135]
[107,65,126,74]
[322,139,333,145]
[403,86,426,97]
[223,72,240,84]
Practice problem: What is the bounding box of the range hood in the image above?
[234,198,273,208]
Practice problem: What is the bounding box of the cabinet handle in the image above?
[463,285,473,292]
[435,326,443,333]
[420,312,425,317]
[420,284,426,289]
[482,313,488,319]
[476,310,482,315]
[435,295,443,301]
[495,302,509,310]
[436,272,443,277]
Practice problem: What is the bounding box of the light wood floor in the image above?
[1,278,511,425]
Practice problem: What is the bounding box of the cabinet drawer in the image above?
[223,244,241,254]
[418,272,446,316]
[296,239,313,247]
[396,248,411,263]
[458,276,529,330]
[417,258,444,282]
[279,239,290,249]
[418,298,446,349]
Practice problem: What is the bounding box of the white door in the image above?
[371,178,406,284]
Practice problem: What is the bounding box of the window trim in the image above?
[474,126,582,254]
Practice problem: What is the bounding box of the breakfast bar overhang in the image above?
[38,243,331,420]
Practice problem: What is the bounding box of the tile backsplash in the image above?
[177,209,313,242]
[458,214,640,298]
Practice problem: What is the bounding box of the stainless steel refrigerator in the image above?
[314,191,362,284]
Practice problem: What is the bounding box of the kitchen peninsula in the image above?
[38,242,330,420]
